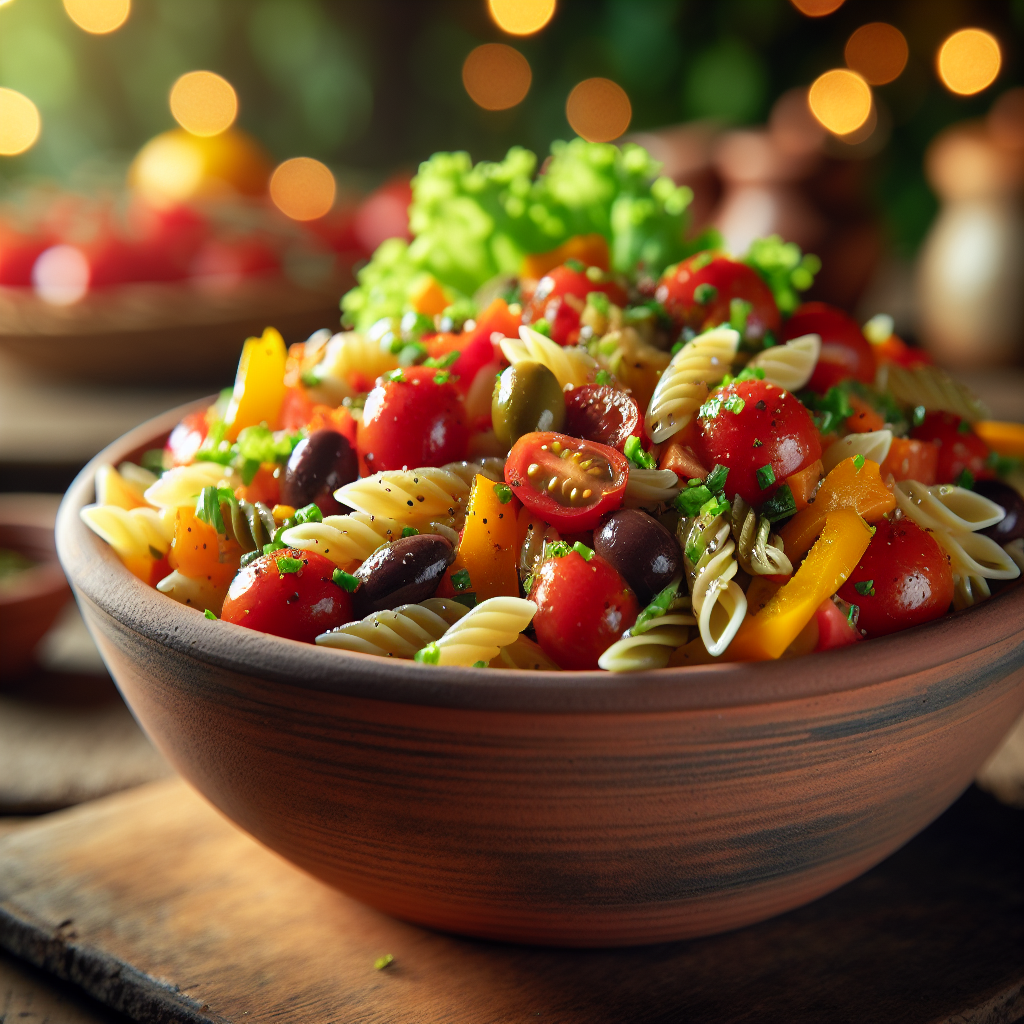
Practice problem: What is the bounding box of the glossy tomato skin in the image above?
[910,412,994,485]
[523,263,629,345]
[563,384,642,451]
[505,431,629,532]
[529,551,639,670]
[423,298,520,397]
[781,302,875,393]
[655,253,780,345]
[836,518,953,638]
[358,365,468,473]
[693,379,822,506]
[165,410,209,467]
[221,548,353,644]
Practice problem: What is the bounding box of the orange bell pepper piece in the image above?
[845,395,885,434]
[521,234,610,280]
[409,275,450,316]
[168,507,239,589]
[224,327,288,441]
[974,421,1024,459]
[445,475,520,601]
[879,437,938,485]
[780,456,895,561]
[783,458,823,513]
[727,509,872,661]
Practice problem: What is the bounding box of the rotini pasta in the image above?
[489,635,559,670]
[500,325,598,389]
[80,504,175,561]
[591,326,671,412]
[597,613,695,672]
[644,326,739,444]
[822,430,893,475]
[623,468,682,509]
[876,363,988,422]
[315,598,469,657]
[144,462,234,510]
[308,330,400,403]
[416,596,537,666]
[156,569,230,613]
[730,496,792,577]
[517,507,560,584]
[95,462,158,509]
[746,333,821,392]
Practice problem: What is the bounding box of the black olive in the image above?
[281,429,358,516]
[352,534,455,616]
[593,508,682,605]
[974,480,1024,544]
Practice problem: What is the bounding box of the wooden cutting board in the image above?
[0,778,1020,1024]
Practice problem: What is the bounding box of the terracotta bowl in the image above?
[56,402,1024,947]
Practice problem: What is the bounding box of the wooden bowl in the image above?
[1,495,72,683]
[55,402,1024,947]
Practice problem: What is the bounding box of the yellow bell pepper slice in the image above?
[780,456,894,561]
[224,327,287,441]
[974,420,1024,459]
[727,508,872,662]
[447,475,520,601]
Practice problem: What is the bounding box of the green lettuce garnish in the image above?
[743,235,820,316]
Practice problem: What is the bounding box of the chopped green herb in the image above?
[704,464,729,493]
[433,370,453,385]
[401,311,435,340]
[685,535,705,564]
[522,573,535,594]
[239,458,261,486]
[564,258,585,272]
[414,645,440,664]
[670,339,686,356]
[846,603,859,627]
[761,331,777,349]
[586,291,611,315]
[912,405,927,428]
[401,526,419,537]
[240,550,262,569]
[690,251,714,271]
[594,369,613,386]
[276,556,304,576]
[472,660,488,668]
[148,544,163,561]
[236,424,301,465]
[700,496,730,518]
[693,283,718,305]
[453,592,477,609]
[729,297,752,334]
[743,235,820,315]
[632,578,680,635]
[571,541,595,561]
[623,435,657,470]
[800,386,854,435]
[423,350,459,369]
[398,342,428,366]
[761,483,796,524]
[493,482,513,504]
[532,318,552,337]
[300,369,320,388]
[674,485,712,516]
[451,567,472,592]
[332,568,360,592]
[195,486,227,535]
[383,368,406,384]
[724,394,745,415]
[204,609,218,620]
[853,580,876,597]
[957,419,972,435]
[852,454,866,471]
[756,464,776,490]
[374,953,395,971]
[140,449,166,475]
[955,468,975,490]
[986,450,1023,477]
[294,503,323,525]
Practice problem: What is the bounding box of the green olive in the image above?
[492,361,566,448]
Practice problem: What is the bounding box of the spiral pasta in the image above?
[80,504,175,561]
[144,462,234,510]
[592,326,671,412]
[645,326,739,444]
[746,333,820,393]
[876,364,988,422]
[822,430,893,475]
[315,598,470,657]
[156,569,230,613]
[500,325,598,389]
[517,507,560,584]
[597,613,695,672]
[623,468,682,509]
[679,508,748,656]
[95,462,158,510]
[417,596,537,666]
[730,496,792,577]
[309,330,400,403]
[892,481,1019,608]
[490,635,559,670]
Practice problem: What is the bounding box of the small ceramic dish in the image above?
[1,494,72,683]
[56,402,1024,947]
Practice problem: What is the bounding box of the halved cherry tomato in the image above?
[221,548,353,644]
[910,412,994,485]
[781,302,875,393]
[563,385,642,451]
[529,550,638,670]
[813,597,862,651]
[357,365,468,473]
[692,379,822,506]
[165,410,209,467]
[522,263,629,345]
[655,253,780,346]
[836,518,953,638]
[505,431,628,532]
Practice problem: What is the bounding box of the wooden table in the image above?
[0,777,1020,1024]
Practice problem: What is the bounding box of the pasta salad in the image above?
[81,141,1024,672]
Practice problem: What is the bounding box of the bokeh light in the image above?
[0,88,41,156]
[487,0,555,36]
[844,23,908,85]
[169,71,238,137]
[566,78,631,143]
[807,69,872,136]
[33,245,89,305]
[270,157,336,221]
[789,0,845,17]
[62,0,130,34]
[462,44,532,111]
[937,29,1001,96]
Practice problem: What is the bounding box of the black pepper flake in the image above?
[755,400,767,410]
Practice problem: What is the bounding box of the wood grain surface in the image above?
[0,778,1020,1024]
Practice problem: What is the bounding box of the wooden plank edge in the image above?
[0,902,229,1024]
[933,981,1024,1024]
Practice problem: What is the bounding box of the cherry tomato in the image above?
[424,298,520,397]
[505,431,629,532]
[221,548,353,644]
[813,597,862,652]
[529,551,638,670]
[165,410,209,467]
[781,302,875,393]
[910,412,994,486]
[0,227,50,286]
[692,379,822,506]
[655,253,780,345]
[358,365,468,473]
[523,263,629,345]
[836,518,953,638]
[563,385,641,451]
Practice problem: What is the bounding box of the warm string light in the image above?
[487,0,555,36]
[63,0,130,34]
[565,78,631,143]
[270,157,336,221]
[462,44,532,110]
[789,0,845,17]
[807,69,872,136]
[0,88,41,156]
[937,29,1001,96]
[844,23,908,85]
[170,71,238,137]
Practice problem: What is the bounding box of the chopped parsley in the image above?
[493,482,513,504]
[698,392,745,421]
[532,318,552,337]
[756,464,776,490]
[632,578,680,635]
[294,503,323,525]
[544,540,594,561]
[623,435,657,470]
[453,592,477,609]
[594,369,613,386]
[383,368,406,384]
[957,419,972,434]
[685,534,705,564]
[423,350,459,369]
[276,556,305,576]
[704,464,729,493]
[729,297,752,334]
[415,644,440,664]
[674,484,712,516]
[852,454,865,471]
[912,405,927,427]
[374,954,395,971]
[332,568,360,592]
[195,485,234,535]
[401,526,419,537]
[451,567,472,592]
[955,468,975,490]
[693,283,718,305]
[204,609,218,620]
[846,602,860,627]
[761,483,796,524]
[586,291,611,315]
[853,580,876,597]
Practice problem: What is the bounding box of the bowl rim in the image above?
[56,399,1024,715]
